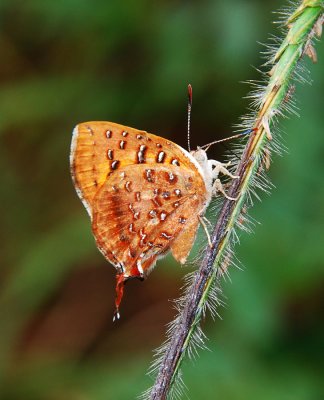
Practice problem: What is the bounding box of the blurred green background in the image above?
[0,1,323,399]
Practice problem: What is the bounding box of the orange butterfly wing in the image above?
[70,121,204,216]
[70,121,208,315]
[92,164,203,275]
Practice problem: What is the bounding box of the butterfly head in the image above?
[190,147,208,168]
[190,147,214,195]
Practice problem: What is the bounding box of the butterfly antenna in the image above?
[187,84,193,152]
[201,128,256,152]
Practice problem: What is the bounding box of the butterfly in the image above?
[70,121,239,319]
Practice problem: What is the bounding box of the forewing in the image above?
[70,121,202,217]
[92,163,205,278]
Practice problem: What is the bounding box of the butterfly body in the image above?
[70,121,236,317]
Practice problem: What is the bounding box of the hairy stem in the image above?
[148,1,323,399]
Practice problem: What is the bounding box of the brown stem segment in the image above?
[150,130,254,400]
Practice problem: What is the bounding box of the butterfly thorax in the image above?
[190,147,213,208]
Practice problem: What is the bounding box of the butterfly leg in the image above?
[202,215,213,228]
[209,160,239,200]
[209,160,239,180]
[213,178,238,201]
[198,215,213,248]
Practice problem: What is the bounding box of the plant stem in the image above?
[149,1,323,399]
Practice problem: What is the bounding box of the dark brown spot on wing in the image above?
[144,169,155,182]
[161,191,170,199]
[111,160,120,170]
[148,210,157,218]
[160,231,173,240]
[125,181,132,192]
[157,151,166,163]
[119,233,130,242]
[128,223,136,233]
[152,195,162,207]
[129,247,136,258]
[137,145,147,163]
[160,211,167,221]
[139,228,147,247]
[107,149,113,160]
[165,171,178,184]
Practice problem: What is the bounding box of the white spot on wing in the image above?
[137,260,144,275]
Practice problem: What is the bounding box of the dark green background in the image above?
[0,1,323,399]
